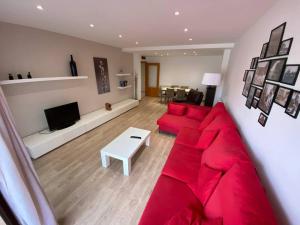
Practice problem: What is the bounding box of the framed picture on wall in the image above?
[258,113,268,127]
[280,65,300,85]
[243,70,248,81]
[278,38,293,56]
[252,98,259,108]
[275,86,292,107]
[258,82,278,115]
[242,70,255,97]
[252,61,270,87]
[285,91,300,118]
[250,57,259,69]
[265,22,286,58]
[255,88,262,98]
[246,86,256,108]
[266,58,287,82]
[260,43,268,59]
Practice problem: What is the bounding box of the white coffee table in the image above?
[100,127,151,176]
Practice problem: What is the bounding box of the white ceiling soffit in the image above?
[0,0,277,48]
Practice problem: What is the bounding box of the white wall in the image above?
[223,1,300,224]
[0,22,133,137]
[146,55,222,92]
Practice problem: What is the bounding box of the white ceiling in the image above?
[0,0,277,48]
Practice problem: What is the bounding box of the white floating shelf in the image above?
[116,73,131,77]
[0,76,88,85]
[117,85,132,90]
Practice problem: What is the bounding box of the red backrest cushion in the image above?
[168,103,187,116]
[198,103,226,130]
[204,163,278,225]
[196,130,219,150]
[202,218,223,225]
[203,114,236,132]
[186,107,210,121]
[194,164,222,206]
[201,129,250,171]
[165,205,203,225]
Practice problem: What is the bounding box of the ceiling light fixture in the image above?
[184,28,188,32]
[36,5,44,10]
[155,52,158,55]
[184,52,187,55]
[135,41,139,45]
[89,24,95,28]
[174,11,180,16]
[161,54,163,56]
[189,38,193,41]
[118,34,123,38]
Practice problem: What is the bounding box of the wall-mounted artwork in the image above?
[281,65,300,85]
[258,82,278,115]
[285,91,300,118]
[265,22,286,58]
[93,57,110,94]
[242,22,300,126]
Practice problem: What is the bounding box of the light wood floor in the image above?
[33,97,175,225]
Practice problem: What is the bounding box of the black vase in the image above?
[70,55,78,76]
[8,74,14,80]
[17,74,23,79]
[27,72,32,79]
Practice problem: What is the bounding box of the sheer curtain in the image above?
[0,87,57,225]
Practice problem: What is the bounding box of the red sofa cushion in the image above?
[168,103,187,116]
[162,144,202,184]
[186,107,210,121]
[189,164,222,206]
[175,127,203,148]
[196,130,219,150]
[202,218,223,225]
[157,113,201,135]
[138,175,202,225]
[201,129,250,171]
[205,163,278,225]
[203,114,236,132]
[165,205,202,225]
[198,103,227,130]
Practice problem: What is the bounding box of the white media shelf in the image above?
[0,76,88,85]
[117,85,132,90]
[23,99,139,159]
[116,73,131,77]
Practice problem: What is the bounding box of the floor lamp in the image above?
[202,73,221,107]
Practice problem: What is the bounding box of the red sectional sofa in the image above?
[139,102,278,225]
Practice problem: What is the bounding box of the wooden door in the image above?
[145,63,160,97]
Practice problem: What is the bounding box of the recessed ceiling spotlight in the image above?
[135,41,139,45]
[184,28,188,32]
[89,24,95,28]
[155,52,158,55]
[166,53,169,56]
[184,52,187,55]
[36,5,44,10]
[174,11,180,16]
[189,38,193,41]
[193,51,196,54]
[161,54,163,56]
[118,34,123,38]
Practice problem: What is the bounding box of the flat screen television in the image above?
[44,102,80,131]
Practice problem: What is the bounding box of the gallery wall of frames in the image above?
[242,22,300,127]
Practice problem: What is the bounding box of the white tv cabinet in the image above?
[23,99,139,159]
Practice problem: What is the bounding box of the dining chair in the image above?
[171,85,179,88]
[165,88,175,104]
[180,86,189,89]
[160,86,166,103]
[174,89,187,102]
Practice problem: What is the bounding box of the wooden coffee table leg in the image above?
[123,158,131,176]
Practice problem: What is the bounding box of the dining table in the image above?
[159,87,191,103]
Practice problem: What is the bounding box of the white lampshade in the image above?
[202,73,221,86]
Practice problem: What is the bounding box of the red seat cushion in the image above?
[165,205,203,225]
[202,218,223,225]
[201,129,250,171]
[186,107,210,121]
[198,103,227,130]
[175,127,202,148]
[195,130,219,149]
[162,144,202,184]
[138,175,202,225]
[203,114,236,132]
[204,162,278,225]
[168,103,187,116]
[188,164,222,206]
[157,113,201,135]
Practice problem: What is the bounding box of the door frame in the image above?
[145,63,160,97]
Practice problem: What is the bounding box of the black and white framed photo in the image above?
[285,91,300,118]
[258,82,278,115]
[255,88,262,98]
[265,22,286,58]
[242,70,255,97]
[243,70,248,81]
[281,65,300,85]
[253,61,270,87]
[278,38,293,56]
[258,113,268,127]
[252,98,259,109]
[260,43,268,59]
[250,57,259,69]
[266,58,287,82]
[275,86,292,107]
[246,86,256,108]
